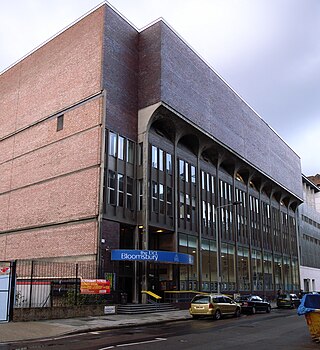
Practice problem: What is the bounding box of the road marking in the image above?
[117,338,167,347]
[100,338,166,348]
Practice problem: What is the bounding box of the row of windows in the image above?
[302,214,320,230]
[302,234,320,245]
[151,145,172,173]
[109,131,135,164]
[151,181,173,216]
[107,170,134,210]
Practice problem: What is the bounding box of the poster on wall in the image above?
[80,279,110,294]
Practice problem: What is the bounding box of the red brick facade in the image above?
[0,6,105,262]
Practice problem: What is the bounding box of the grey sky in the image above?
[1,0,319,176]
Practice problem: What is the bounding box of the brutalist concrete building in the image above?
[0,3,303,303]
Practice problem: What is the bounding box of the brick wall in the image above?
[0,6,105,137]
[138,21,303,199]
[0,7,106,262]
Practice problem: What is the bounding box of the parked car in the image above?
[189,294,241,320]
[235,295,271,314]
[277,293,301,308]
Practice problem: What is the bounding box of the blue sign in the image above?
[111,250,194,265]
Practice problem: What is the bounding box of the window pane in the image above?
[127,177,133,210]
[167,187,172,216]
[159,183,164,214]
[118,136,124,160]
[109,132,117,157]
[152,181,158,212]
[138,179,143,211]
[118,173,124,206]
[166,153,172,174]
[127,140,134,163]
[185,162,189,182]
[191,165,196,183]
[152,146,158,168]
[159,149,164,171]
[108,170,116,205]
[179,160,185,180]
[138,143,143,165]
[180,192,185,219]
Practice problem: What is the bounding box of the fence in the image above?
[14,260,111,310]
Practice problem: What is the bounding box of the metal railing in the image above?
[13,260,110,309]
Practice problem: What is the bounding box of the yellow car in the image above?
[189,294,241,320]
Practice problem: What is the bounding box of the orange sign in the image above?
[80,279,110,294]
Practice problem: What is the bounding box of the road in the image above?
[1,309,319,350]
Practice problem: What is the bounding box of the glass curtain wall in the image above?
[201,239,217,292]
[237,246,250,291]
[263,252,273,291]
[221,243,236,291]
[283,256,291,291]
[274,255,283,291]
[179,234,198,290]
[252,249,263,291]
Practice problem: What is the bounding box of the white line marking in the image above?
[116,338,167,347]
[98,346,115,350]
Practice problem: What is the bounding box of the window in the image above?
[180,192,185,219]
[127,177,133,210]
[167,187,173,216]
[192,196,196,223]
[107,170,116,205]
[57,115,64,131]
[159,149,164,171]
[117,173,124,207]
[109,132,117,157]
[138,143,143,165]
[152,181,158,212]
[152,146,158,168]
[202,201,207,227]
[191,165,196,183]
[185,162,189,182]
[166,153,172,174]
[207,173,210,192]
[179,160,185,180]
[127,140,134,164]
[186,194,191,221]
[159,184,164,214]
[138,180,143,210]
[118,136,124,160]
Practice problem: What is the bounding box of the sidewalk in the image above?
[0,301,278,344]
[0,309,192,344]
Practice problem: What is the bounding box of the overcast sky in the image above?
[1,0,319,176]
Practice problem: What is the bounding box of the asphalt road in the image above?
[1,309,319,350]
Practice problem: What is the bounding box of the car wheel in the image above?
[214,309,221,320]
[251,306,256,315]
[266,305,271,313]
[234,307,241,318]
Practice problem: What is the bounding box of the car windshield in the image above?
[191,296,210,304]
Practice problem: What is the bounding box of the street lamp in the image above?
[215,200,242,294]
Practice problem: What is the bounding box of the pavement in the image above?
[0,301,278,344]
[0,309,192,344]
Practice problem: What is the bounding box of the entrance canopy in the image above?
[111,250,194,265]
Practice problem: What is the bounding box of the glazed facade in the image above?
[0,3,303,303]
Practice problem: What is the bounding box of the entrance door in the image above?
[0,262,14,322]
